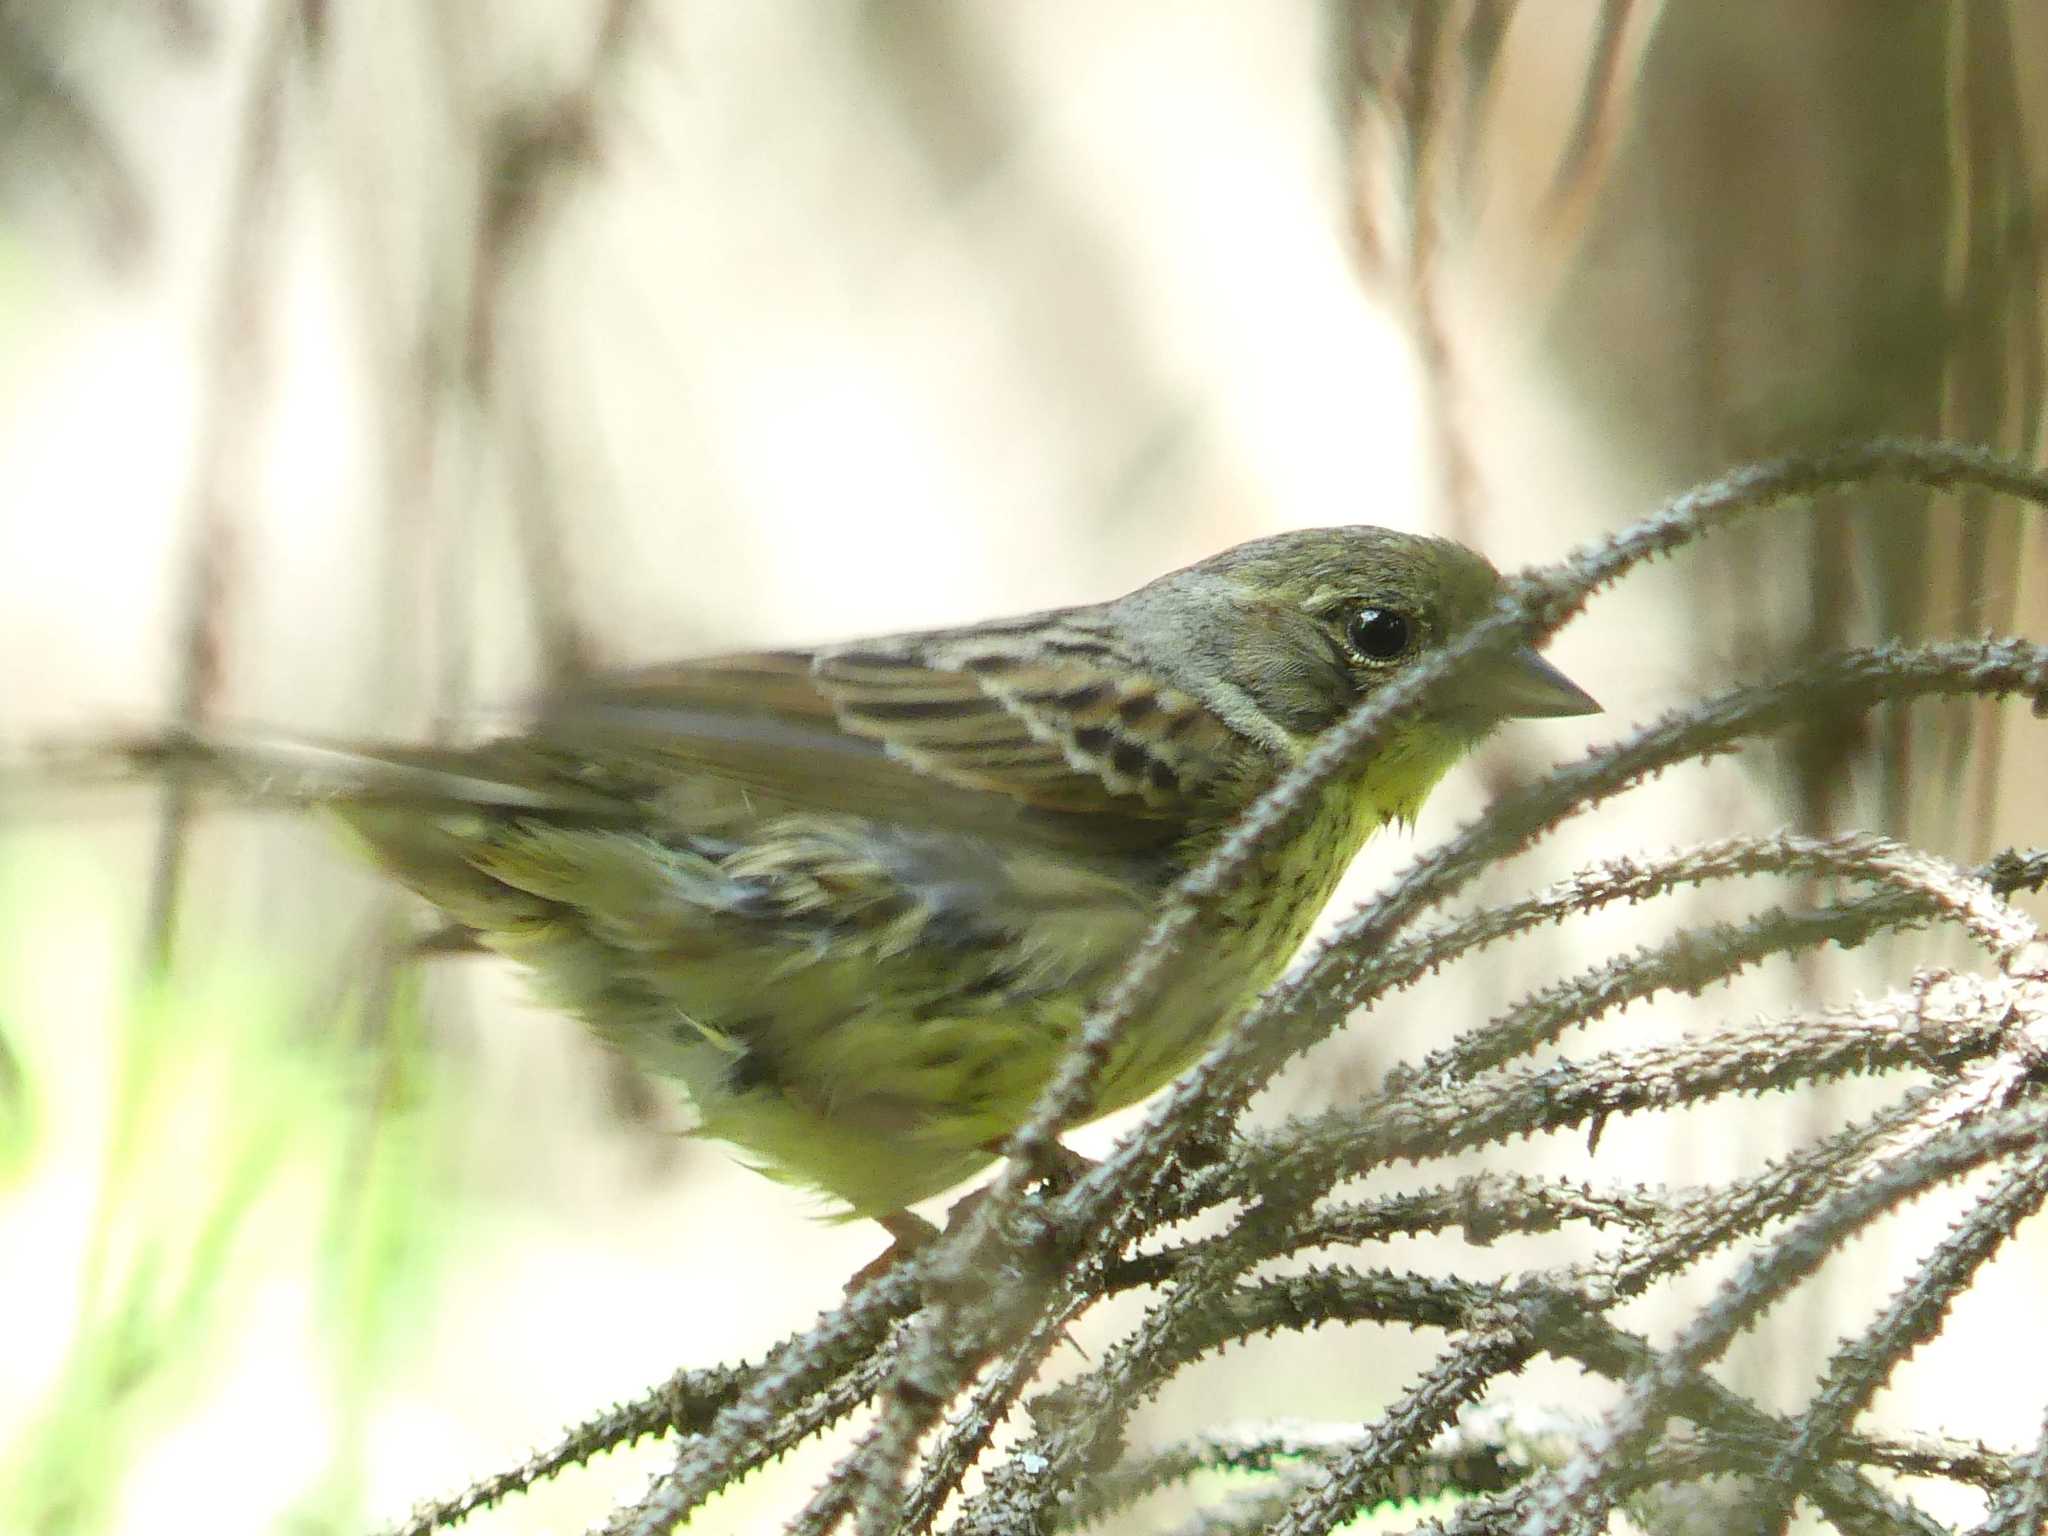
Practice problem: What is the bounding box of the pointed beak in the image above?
[1471,645,1602,720]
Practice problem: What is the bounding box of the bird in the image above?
[110,526,1596,1250]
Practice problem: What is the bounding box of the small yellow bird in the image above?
[139,528,1595,1244]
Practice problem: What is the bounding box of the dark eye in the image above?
[1345,605,1413,662]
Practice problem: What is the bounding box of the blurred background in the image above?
[2,3,2045,1531]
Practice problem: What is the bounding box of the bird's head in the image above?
[1116,525,1598,756]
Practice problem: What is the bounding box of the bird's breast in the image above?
[1097,764,1428,1117]
[1193,720,1471,991]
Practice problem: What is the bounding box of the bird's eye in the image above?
[1345,605,1413,663]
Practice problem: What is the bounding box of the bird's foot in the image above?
[843,1142,1093,1294]
[985,1135,1095,1195]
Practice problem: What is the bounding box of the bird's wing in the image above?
[60,634,1240,858]
[556,627,1246,833]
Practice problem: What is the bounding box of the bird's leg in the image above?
[928,1138,1096,1235]
[408,922,486,957]
[845,1209,941,1293]
[842,1143,1094,1293]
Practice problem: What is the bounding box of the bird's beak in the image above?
[1472,645,1602,720]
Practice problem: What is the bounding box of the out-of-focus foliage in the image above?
[0,840,444,1536]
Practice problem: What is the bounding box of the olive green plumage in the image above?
[211,528,1597,1221]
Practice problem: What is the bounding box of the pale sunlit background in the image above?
[3,4,2046,1532]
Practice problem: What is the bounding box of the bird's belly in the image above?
[465,762,1441,1219]
[694,783,1399,1216]
[686,978,1245,1217]
[582,931,1259,1219]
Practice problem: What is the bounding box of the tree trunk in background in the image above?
[1543,0,2042,846]
[1343,0,2048,1428]
[1344,0,2044,846]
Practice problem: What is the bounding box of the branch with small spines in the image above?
[323,439,2048,1533]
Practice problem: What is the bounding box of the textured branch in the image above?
[608,440,2048,1536]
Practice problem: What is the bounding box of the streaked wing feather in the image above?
[543,628,1243,834]
[532,656,1021,837]
[815,618,1240,816]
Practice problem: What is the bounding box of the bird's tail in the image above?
[5,724,609,817]
[4,725,636,948]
